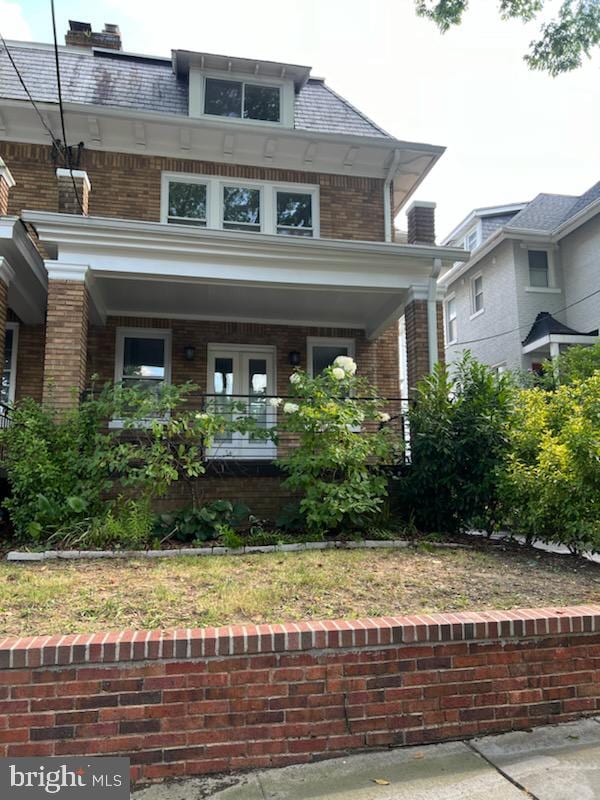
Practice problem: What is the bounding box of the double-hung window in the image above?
[204,78,281,123]
[528,250,549,288]
[446,297,457,344]
[472,274,484,314]
[162,174,319,237]
[464,227,480,252]
[1,322,18,408]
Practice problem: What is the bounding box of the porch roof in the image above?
[0,217,47,323]
[23,212,468,339]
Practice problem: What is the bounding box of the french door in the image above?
[206,344,277,459]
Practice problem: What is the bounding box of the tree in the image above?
[415,0,600,76]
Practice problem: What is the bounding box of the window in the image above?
[464,227,480,252]
[472,274,484,314]
[167,181,207,226]
[204,78,280,122]
[161,174,319,236]
[1,323,18,407]
[115,329,172,394]
[446,297,457,344]
[276,191,313,236]
[307,337,355,377]
[222,186,261,232]
[528,250,549,288]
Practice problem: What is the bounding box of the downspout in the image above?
[383,150,401,243]
[428,258,442,372]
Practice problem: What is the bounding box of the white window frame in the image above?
[2,322,19,406]
[114,327,172,388]
[526,248,554,290]
[464,226,480,252]
[161,173,320,237]
[306,337,356,378]
[189,67,295,128]
[206,343,277,459]
[470,272,484,318]
[445,294,458,345]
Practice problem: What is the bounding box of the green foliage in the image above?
[275,502,305,533]
[48,497,154,551]
[402,353,515,534]
[538,342,600,389]
[153,500,250,544]
[415,0,600,75]
[276,357,401,536]
[501,374,600,553]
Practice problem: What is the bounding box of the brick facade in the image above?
[43,280,89,410]
[57,171,90,215]
[1,141,385,242]
[0,173,9,216]
[0,605,598,785]
[404,299,444,393]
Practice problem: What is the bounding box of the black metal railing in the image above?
[0,402,13,464]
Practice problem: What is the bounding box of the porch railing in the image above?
[0,402,13,464]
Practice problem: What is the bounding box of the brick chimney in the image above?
[65,21,122,50]
[56,169,91,215]
[407,201,436,245]
[0,157,16,216]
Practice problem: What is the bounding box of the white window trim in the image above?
[306,336,356,377]
[189,67,295,128]
[445,294,458,345]
[470,272,484,318]
[463,225,480,252]
[160,172,320,237]
[526,247,555,290]
[2,322,19,406]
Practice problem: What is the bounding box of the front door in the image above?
[206,344,276,459]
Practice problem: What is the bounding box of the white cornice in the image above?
[0,157,16,188]
[44,260,89,282]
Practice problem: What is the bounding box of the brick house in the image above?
[0,22,466,514]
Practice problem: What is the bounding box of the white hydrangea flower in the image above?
[268,397,283,408]
[334,355,357,375]
[331,367,346,380]
[377,411,391,423]
[195,412,210,420]
[289,372,302,384]
[283,402,299,414]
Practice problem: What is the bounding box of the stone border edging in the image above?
[1,605,599,669]
[5,539,411,561]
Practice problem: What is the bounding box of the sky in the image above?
[1,0,599,238]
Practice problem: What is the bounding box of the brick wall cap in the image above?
[56,168,92,193]
[407,200,436,213]
[0,605,598,669]
[0,158,16,188]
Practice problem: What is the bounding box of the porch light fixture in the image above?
[183,345,196,362]
[288,350,301,366]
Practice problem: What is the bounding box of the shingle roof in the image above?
[505,180,600,233]
[0,43,390,139]
[522,311,598,346]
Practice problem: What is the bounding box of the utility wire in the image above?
[50,0,85,215]
[450,286,600,348]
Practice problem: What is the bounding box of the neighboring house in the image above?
[0,22,466,514]
[439,184,600,374]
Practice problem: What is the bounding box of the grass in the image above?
[0,544,599,637]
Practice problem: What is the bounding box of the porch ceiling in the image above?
[0,217,47,323]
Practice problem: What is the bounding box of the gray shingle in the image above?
[0,44,391,139]
[505,193,579,232]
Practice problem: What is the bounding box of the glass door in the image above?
[207,345,276,459]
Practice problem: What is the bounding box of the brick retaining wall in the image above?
[1,606,599,784]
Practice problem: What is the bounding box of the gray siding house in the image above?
[439,183,600,373]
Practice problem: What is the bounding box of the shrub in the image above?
[401,353,515,534]
[502,373,600,554]
[153,500,250,544]
[538,341,600,389]
[275,356,401,536]
[48,497,154,550]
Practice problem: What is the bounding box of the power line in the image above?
[50,0,85,215]
[450,287,600,348]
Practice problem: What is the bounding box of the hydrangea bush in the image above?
[274,356,401,536]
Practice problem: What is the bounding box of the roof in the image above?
[522,311,598,347]
[506,181,600,232]
[0,41,390,139]
[442,202,528,245]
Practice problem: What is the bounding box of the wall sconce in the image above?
[183,345,196,362]
[288,350,301,366]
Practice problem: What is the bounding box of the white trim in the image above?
[463,225,480,252]
[160,172,320,237]
[55,168,91,193]
[525,286,562,294]
[306,336,356,377]
[522,332,599,355]
[470,271,484,316]
[0,158,16,189]
[2,322,19,405]
[45,261,89,282]
[441,203,528,246]
[114,326,172,386]
[0,257,15,286]
[445,293,457,345]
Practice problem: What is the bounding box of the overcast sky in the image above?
[2,0,599,238]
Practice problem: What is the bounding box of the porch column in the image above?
[404,286,445,395]
[0,157,16,216]
[42,264,90,411]
[56,168,91,215]
[0,260,14,392]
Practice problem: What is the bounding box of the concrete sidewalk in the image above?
[134,717,600,799]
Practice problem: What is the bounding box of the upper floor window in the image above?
[464,227,480,252]
[446,296,457,344]
[204,77,281,123]
[472,274,484,314]
[161,173,319,237]
[528,250,549,287]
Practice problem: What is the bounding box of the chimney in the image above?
[56,168,91,215]
[407,201,436,245]
[65,21,122,50]
[0,157,16,216]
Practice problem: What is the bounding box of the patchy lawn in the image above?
[1,544,599,637]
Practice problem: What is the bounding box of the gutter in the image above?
[384,150,402,243]
[428,258,442,370]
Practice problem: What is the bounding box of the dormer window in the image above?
[204,77,281,122]
[464,227,480,252]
